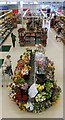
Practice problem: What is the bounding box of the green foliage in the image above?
[19,103,22,109]
[45,81,53,92]
[33,102,45,113]
[51,86,61,102]
[16,77,25,84]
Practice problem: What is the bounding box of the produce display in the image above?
[8,44,61,113]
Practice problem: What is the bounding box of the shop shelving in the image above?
[53,15,65,44]
[0,10,14,45]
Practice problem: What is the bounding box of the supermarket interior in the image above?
[0,0,65,119]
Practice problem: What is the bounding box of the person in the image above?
[4,55,13,76]
[56,26,62,42]
[54,13,56,20]
[11,33,16,47]
[57,26,62,35]
[45,27,48,34]
[47,8,50,17]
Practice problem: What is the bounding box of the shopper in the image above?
[47,8,50,17]
[4,55,13,76]
[56,26,62,42]
[54,14,56,20]
[11,33,16,47]
[57,26,62,35]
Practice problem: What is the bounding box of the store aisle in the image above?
[0,21,63,118]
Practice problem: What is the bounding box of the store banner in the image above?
[0,5,9,10]
[12,9,18,14]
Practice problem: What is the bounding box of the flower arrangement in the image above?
[33,78,61,112]
[35,44,45,53]
[18,102,26,111]
[21,64,31,77]
[36,84,44,91]
[14,77,25,84]
[35,93,46,102]
[8,47,61,113]
[7,48,32,111]
[13,49,32,80]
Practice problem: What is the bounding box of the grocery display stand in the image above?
[0,10,14,45]
[18,28,47,47]
[12,16,17,28]
[8,45,61,113]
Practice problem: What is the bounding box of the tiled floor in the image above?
[0,19,63,118]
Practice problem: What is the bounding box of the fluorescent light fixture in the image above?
[30,2,33,4]
[34,1,38,4]
[0,2,6,4]
[7,2,17,4]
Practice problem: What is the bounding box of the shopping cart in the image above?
[2,65,13,87]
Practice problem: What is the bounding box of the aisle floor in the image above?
[0,20,63,118]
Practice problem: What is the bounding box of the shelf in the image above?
[0,10,14,46]
[0,10,12,19]
[0,28,14,46]
[54,15,65,36]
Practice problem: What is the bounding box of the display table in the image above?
[8,45,61,113]
[18,28,47,46]
[25,31,41,44]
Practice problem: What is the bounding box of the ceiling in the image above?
[0,0,65,2]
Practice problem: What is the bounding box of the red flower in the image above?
[22,95,27,100]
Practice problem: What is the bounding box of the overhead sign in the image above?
[0,5,9,10]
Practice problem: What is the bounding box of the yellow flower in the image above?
[38,85,44,91]
[56,99,59,103]
[41,85,44,89]
[23,103,26,107]
[18,102,21,106]
[36,84,40,88]
[52,102,56,106]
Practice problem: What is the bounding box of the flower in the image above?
[35,93,46,102]
[36,84,44,91]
